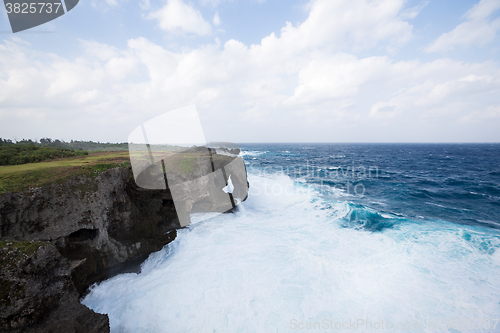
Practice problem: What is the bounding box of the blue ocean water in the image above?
[83,143,500,332]
[241,143,500,231]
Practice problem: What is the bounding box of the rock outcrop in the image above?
[0,159,249,332]
[0,166,182,332]
[0,167,179,296]
[0,241,109,333]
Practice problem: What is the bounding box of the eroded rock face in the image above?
[131,147,250,227]
[0,167,180,295]
[167,155,250,227]
[0,241,109,333]
[0,163,249,331]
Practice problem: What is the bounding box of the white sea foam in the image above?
[492,249,500,266]
[82,173,500,333]
[240,150,266,157]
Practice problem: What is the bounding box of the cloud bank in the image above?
[0,0,499,142]
[426,0,500,52]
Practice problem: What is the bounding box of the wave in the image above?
[82,172,500,333]
[240,150,267,157]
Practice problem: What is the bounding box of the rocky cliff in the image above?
[0,157,249,332]
[0,166,183,332]
[1,167,180,295]
[0,241,109,333]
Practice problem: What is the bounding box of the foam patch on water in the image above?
[240,150,267,157]
[492,249,500,266]
[83,173,500,332]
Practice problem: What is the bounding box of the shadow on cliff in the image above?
[0,167,182,332]
[0,158,249,332]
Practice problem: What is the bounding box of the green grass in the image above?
[0,151,130,194]
[0,148,236,194]
[0,145,89,166]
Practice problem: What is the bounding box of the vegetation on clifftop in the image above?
[1,138,128,152]
[0,138,132,166]
[0,151,130,194]
[0,139,237,195]
[0,145,88,166]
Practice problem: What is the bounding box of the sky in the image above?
[0,0,500,143]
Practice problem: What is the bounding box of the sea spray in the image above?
[83,172,500,332]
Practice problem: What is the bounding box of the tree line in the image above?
[0,138,128,166]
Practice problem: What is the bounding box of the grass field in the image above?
[0,151,130,194]
[0,148,237,194]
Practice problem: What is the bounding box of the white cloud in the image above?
[1,0,500,142]
[139,0,151,10]
[458,105,500,123]
[426,0,500,52]
[267,0,413,53]
[367,60,500,126]
[285,54,395,105]
[466,0,500,20]
[90,0,123,10]
[213,11,221,26]
[199,0,233,7]
[399,1,429,20]
[148,0,212,36]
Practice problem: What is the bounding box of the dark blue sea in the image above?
[84,143,500,332]
[241,143,500,231]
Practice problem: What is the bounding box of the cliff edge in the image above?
[0,149,249,332]
[1,167,180,295]
[0,166,183,332]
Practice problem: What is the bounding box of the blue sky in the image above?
[1,0,500,142]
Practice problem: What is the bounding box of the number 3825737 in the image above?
[5,2,62,14]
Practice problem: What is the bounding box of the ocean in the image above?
[83,143,500,332]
